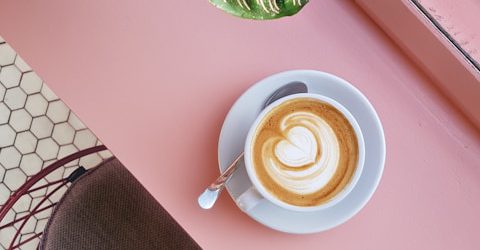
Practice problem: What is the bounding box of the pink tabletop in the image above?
[1,1,480,249]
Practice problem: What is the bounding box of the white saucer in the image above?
[218,70,386,234]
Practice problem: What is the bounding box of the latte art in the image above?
[275,125,317,167]
[252,98,359,207]
[267,112,340,195]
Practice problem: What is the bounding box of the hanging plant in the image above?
[209,0,309,20]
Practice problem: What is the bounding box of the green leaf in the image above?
[209,0,309,20]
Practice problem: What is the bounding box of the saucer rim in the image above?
[218,69,386,234]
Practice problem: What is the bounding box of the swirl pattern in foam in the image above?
[252,98,358,207]
[268,111,340,195]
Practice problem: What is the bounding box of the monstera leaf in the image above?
[209,0,309,20]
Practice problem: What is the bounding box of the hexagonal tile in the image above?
[40,84,58,101]
[29,179,47,198]
[25,93,48,117]
[0,65,22,87]
[46,100,70,123]
[12,194,32,213]
[63,166,77,178]
[14,131,37,154]
[0,164,4,180]
[99,149,113,160]
[0,124,15,147]
[4,168,27,191]
[0,102,10,124]
[36,138,59,161]
[19,234,39,249]
[14,55,31,72]
[20,71,42,94]
[0,83,5,101]
[79,153,102,169]
[0,146,21,169]
[68,112,86,130]
[20,233,35,242]
[1,210,15,228]
[52,122,75,146]
[30,116,54,139]
[0,227,16,248]
[29,195,42,210]
[58,144,79,166]
[3,87,26,110]
[35,218,48,234]
[45,167,64,183]
[22,228,38,242]
[49,184,67,203]
[0,43,16,66]
[20,232,37,244]
[15,211,29,220]
[9,109,32,132]
[73,129,97,150]
[20,233,36,244]
[0,183,11,205]
[42,159,56,168]
[33,200,52,220]
[19,153,43,176]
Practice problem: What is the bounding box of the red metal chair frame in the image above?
[0,145,108,249]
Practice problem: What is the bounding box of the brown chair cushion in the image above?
[40,158,201,250]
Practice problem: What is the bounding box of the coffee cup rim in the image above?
[244,93,366,212]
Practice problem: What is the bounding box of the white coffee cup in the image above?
[237,93,365,212]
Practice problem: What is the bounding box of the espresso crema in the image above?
[252,98,359,207]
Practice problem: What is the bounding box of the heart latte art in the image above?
[252,98,359,207]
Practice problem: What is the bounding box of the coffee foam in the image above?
[252,98,358,207]
[268,111,340,195]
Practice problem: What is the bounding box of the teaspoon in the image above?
[198,81,308,209]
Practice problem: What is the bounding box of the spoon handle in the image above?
[208,152,244,190]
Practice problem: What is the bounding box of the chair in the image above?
[0,146,200,249]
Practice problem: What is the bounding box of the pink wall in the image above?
[357,0,480,130]
[420,0,480,64]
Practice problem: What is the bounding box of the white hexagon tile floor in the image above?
[0,36,113,249]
